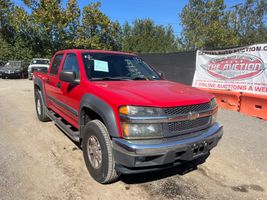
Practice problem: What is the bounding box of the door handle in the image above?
[56,82,61,88]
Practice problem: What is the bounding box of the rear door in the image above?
[45,53,65,112]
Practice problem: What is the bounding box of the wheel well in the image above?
[80,107,106,146]
[34,84,40,92]
[81,107,104,126]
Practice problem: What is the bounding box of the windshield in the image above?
[0,60,5,67]
[32,66,48,73]
[6,61,21,69]
[31,59,49,65]
[82,53,161,81]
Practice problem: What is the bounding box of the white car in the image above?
[28,58,50,80]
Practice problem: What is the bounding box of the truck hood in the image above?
[91,80,214,107]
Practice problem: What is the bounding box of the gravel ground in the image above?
[0,79,266,200]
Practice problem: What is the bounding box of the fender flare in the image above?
[34,76,47,106]
[79,94,120,138]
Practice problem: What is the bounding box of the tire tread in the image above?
[83,120,119,184]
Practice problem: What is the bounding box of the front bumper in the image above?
[2,72,21,78]
[113,123,223,174]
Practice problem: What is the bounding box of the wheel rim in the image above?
[37,98,41,115]
[87,135,102,169]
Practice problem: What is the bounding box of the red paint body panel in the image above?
[34,49,214,138]
[89,81,213,107]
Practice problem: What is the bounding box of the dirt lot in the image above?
[0,79,266,200]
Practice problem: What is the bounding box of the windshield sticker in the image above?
[94,60,109,72]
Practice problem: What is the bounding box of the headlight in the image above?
[210,98,218,124]
[210,98,217,109]
[119,106,163,139]
[15,69,20,72]
[211,110,218,124]
[119,106,159,116]
[121,123,163,139]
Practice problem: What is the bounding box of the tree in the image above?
[0,0,15,44]
[180,0,239,50]
[64,0,81,49]
[0,36,13,61]
[74,2,121,50]
[22,0,73,55]
[0,0,37,60]
[1,0,122,60]
[180,0,267,50]
[121,19,179,53]
[230,0,267,45]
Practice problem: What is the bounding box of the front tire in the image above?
[35,90,50,122]
[82,120,119,184]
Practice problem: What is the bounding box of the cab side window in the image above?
[50,54,63,75]
[62,53,80,79]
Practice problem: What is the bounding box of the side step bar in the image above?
[47,110,80,142]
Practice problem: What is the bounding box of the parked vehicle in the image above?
[0,60,6,67]
[33,49,223,183]
[28,58,50,80]
[1,60,28,79]
[0,60,7,78]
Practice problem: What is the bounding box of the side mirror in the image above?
[60,70,79,84]
[158,71,165,79]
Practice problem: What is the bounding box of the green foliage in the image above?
[121,19,179,53]
[230,0,267,45]
[22,0,81,55]
[0,0,15,44]
[1,0,266,60]
[0,0,120,61]
[180,0,267,50]
[74,2,120,50]
[180,0,239,50]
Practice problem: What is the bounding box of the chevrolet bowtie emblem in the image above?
[188,112,200,120]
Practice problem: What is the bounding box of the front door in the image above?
[57,53,82,125]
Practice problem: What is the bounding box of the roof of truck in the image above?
[31,58,50,60]
[56,49,136,56]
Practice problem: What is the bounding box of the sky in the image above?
[13,0,245,36]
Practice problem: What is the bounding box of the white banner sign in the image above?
[192,43,267,95]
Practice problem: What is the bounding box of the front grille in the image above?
[163,102,211,116]
[168,116,211,133]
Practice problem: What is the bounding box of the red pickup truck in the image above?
[33,49,223,183]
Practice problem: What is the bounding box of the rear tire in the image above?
[35,90,50,122]
[82,120,119,184]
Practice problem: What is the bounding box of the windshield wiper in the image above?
[131,76,148,80]
[90,77,131,81]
